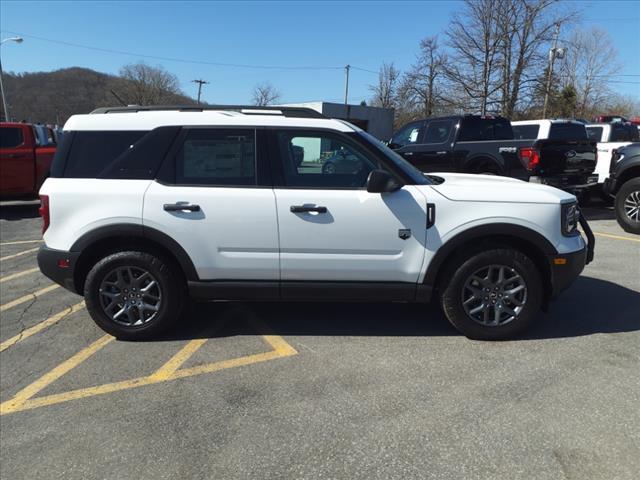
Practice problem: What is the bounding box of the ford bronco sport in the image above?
[37,105,594,340]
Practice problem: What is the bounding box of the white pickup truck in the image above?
[585,123,639,185]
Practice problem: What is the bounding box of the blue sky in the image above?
[1,0,639,105]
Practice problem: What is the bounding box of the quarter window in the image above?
[276,131,377,188]
[513,124,541,140]
[175,129,256,186]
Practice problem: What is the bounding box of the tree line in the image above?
[368,0,638,126]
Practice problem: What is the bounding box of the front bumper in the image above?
[37,246,81,294]
[547,214,594,298]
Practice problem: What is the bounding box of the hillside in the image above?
[1,67,197,125]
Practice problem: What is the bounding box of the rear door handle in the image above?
[163,203,201,212]
[290,205,327,213]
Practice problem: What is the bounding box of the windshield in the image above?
[356,131,430,185]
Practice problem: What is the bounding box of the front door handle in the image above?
[290,205,327,213]
[163,203,201,212]
[403,152,414,156]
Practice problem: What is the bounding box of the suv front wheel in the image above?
[84,251,185,340]
[614,177,640,235]
[440,248,543,340]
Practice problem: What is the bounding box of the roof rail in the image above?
[89,105,326,119]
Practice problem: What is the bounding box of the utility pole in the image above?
[543,23,561,118]
[344,65,350,105]
[192,79,209,105]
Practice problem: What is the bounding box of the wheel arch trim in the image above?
[70,223,199,282]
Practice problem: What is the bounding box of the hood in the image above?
[426,172,575,204]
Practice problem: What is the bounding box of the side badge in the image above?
[398,229,412,240]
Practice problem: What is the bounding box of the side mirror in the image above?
[387,141,401,150]
[366,169,403,193]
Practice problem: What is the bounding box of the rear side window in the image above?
[513,124,540,140]
[63,131,145,178]
[586,127,603,141]
[0,127,24,148]
[175,129,256,186]
[458,117,513,141]
[611,125,639,142]
[548,123,587,140]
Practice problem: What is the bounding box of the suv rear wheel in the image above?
[440,248,543,340]
[614,177,640,234]
[84,251,185,340]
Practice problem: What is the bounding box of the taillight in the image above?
[39,195,50,234]
[520,147,540,170]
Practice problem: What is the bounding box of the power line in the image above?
[0,29,344,71]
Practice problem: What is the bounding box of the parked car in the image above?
[585,122,639,190]
[603,143,640,234]
[1,122,56,198]
[390,115,597,196]
[594,115,628,123]
[37,105,593,341]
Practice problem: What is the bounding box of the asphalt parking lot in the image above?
[0,200,639,480]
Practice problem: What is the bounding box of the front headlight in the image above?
[561,202,580,236]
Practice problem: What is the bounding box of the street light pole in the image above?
[542,23,561,118]
[0,37,24,122]
[344,65,350,105]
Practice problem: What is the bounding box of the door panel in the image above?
[275,186,427,282]
[143,182,279,280]
[0,147,35,195]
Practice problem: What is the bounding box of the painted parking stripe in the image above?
[0,247,40,262]
[0,239,43,246]
[1,334,115,413]
[0,284,60,313]
[0,301,85,353]
[0,267,40,284]
[593,231,640,243]
[0,318,298,415]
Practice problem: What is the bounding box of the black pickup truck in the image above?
[388,115,597,194]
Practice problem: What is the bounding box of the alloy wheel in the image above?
[624,190,640,222]
[98,266,162,326]
[461,264,527,326]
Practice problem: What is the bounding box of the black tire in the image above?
[84,251,186,340]
[614,177,640,235]
[439,248,543,340]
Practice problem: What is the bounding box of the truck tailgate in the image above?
[535,139,597,175]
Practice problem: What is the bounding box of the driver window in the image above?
[277,131,377,188]
[391,122,423,147]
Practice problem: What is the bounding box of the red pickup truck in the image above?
[1,122,56,198]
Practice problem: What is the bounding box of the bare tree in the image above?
[445,0,504,114]
[369,62,400,109]
[252,82,281,106]
[118,62,183,105]
[399,36,447,117]
[559,27,622,118]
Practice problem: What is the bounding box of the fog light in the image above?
[57,259,70,268]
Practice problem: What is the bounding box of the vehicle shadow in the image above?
[155,276,639,342]
[581,197,616,221]
[0,203,40,221]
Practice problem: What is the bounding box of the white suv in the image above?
[37,106,594,340]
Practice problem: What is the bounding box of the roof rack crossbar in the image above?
[89,105,326,119]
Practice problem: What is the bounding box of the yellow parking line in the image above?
[0,267,40,284]
[0,301,85,353]
[593,231,640,243]
[1,334,114,414]
[0,326,298,415]
[149,338,208,380]
[0,239,43,246]
[0,247,40,262]
[0,284,60,313]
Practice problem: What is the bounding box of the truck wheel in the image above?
[615,177,640,234]
[439,248,543,340]
[84,251,185,340]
